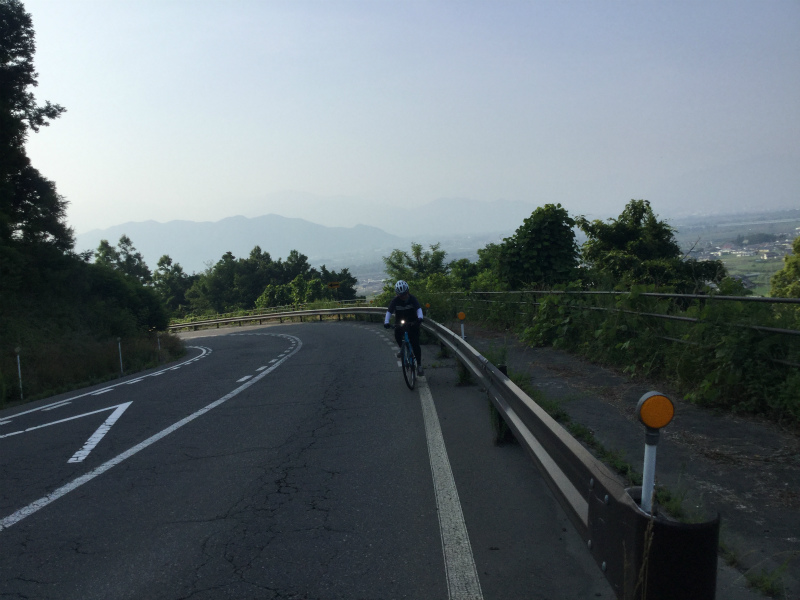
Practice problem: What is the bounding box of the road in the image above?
[0,321,612,599]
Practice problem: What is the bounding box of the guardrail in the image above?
[169,305,375,331]
[171,307,719,599]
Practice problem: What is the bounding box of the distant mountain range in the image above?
[75,215,406,275]
[74,198,538,275]
[244,194,539,238]
[73,201,799,278]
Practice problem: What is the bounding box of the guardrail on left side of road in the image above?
[169,306,381,331]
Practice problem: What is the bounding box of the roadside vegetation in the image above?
[376,201,800,426]
[0,2,179,406]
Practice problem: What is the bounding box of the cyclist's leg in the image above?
[409,325,422,364]
[393,326,404,357]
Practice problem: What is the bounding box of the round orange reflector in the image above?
[457,311,466,320]
[637,392,674,429]
[425,303,431,308]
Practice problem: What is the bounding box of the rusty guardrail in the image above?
[172,307,719,599]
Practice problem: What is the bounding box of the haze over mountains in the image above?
[75,198,538,275]
[76,195,800,278]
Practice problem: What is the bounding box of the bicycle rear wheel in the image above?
[402,342,416,390]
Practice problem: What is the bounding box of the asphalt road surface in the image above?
[0,321,612,599]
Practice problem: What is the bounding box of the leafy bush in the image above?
[441,288,800,425]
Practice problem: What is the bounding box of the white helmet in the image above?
[395,280,409,294]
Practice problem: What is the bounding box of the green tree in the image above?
[577,199,725,291]
[93,235,151,284]
[190,251,239,313]
[235,246,277,306]
[152,254,193,313]
[577,200,681,268]
[383,242,448,282]
[448,258,479,290]
[317,264,358,300]
[94,239,119,268]
[254,283,291,309]
[0,0,71,251]
[771,236,800,298]
[116,234,151,283]
[185,247,361,313]
[289,274,308,304]
[498,203,578,288]
[281,249,311,282]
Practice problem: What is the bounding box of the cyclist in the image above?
[384,280,424,376]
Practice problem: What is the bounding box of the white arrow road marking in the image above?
[0,335,302,533]
[68,402,132,463]
[0,402,132,465]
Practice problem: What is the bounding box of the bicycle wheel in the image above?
[402,342,416,390]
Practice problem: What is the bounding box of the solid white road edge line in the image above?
[418,379,484,600]
[0,336,302,533]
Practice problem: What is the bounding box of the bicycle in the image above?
[398,320,417,390]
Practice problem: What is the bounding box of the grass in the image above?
[480,342,509,369]
[708,529,795,598]
[1,333,185,409]
[745,565,787,598]
[456,360,473,385]
[719,255,785,296]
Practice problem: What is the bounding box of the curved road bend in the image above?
[0,321,612,599]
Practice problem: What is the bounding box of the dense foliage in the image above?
[576,199,726,291]
[183,247,359,315]
[378,199,799,425]
[771,236,800,299]
[383,242,448,282]
[0,0,71,251]
[497,203,578,288]
[0,2,179,406]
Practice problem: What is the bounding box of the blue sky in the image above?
[22,0,800,234]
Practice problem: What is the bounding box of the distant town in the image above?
[692,230,797,260]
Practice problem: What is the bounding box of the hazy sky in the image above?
[22,0,800,235]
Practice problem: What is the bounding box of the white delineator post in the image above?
[641,428,660,514]
[457,311,466,340]
[14,347,23,402]
[635,392,675,515]
[117,337,123,375]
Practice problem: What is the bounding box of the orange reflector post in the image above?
[637,392,674,429]
[457,312,466,320]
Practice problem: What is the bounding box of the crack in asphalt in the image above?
[172,360,354,599]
